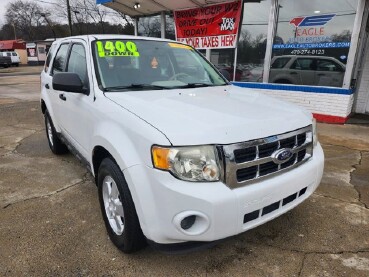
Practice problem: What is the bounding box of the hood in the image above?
[105,85,312,145]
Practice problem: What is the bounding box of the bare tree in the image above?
[139,16,161,37]
[73,0,108,33]
[5,0,45,40]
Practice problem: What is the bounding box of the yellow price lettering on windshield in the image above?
[96,41,140,57]
[168,43,193,50]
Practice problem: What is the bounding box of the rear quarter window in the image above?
[45,45,56,72]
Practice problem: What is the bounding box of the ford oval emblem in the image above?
[272,148,293,164]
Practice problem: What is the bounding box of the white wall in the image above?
[251,88,354,118]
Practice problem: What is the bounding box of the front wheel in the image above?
[98,158,146,253]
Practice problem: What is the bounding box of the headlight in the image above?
[152,145,220,182]
[312,118,318,147]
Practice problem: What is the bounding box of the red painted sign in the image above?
[174,1,242,49]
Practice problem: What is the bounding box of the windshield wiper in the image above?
[103,83,167,92]
[177,83,213,88]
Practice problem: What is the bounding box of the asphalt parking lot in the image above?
[0,72,368,276]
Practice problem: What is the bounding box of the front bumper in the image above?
[123,143,324,245]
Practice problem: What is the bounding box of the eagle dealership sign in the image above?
[174,1,242,49]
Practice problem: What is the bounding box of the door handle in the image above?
[290,72,298,75]
[45,84,50,89]
[59,94,67,101]
[317,73,325,76]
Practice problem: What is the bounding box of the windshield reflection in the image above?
[94,40,228,91]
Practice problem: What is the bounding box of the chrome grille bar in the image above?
[221,125,313,189]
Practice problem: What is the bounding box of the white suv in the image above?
[0,51,20,66]
[40,35,324,253]
[269,55,346,87]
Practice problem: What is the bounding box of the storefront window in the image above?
[210,48,236,80]
[138,13,175,39]
[271,0,358,87]
[236,0,272,82]
[207,1,271,82]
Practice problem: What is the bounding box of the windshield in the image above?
[92,39,228,91]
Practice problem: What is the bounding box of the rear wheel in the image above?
[97,158,146,253]
[45,110,68,155]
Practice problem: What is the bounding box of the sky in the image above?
[0,0,19,25]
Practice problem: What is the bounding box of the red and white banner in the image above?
[174,1,242,49]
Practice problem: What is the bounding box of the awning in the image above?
[0,40,26,50]
[96,0,238,17]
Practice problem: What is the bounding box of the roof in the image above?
[0,40,26,50]
[97,0,238,17]
[54,34,175,42]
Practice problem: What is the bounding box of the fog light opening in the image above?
[180,215,196,230]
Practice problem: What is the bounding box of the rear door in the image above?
[288,58,317,85]
[42,42,70,129]
[315,58,344,87]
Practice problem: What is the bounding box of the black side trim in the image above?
[58,133,92,173]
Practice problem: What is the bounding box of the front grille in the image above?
[221,126,313,188]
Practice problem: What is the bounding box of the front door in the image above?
[56,39,94,159]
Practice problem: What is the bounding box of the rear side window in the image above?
[67,44,88,85]
[271,57,291,69]
[44,45,56,73]
[52,44,70,74]
[12,52,17,56]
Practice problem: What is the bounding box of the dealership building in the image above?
[98,0,369,123]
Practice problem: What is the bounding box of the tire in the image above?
[97,158,146,253]
[44,110,68,155]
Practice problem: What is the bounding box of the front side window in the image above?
[67,44,88,85]
[93,39,227,91]
[52,44,70,74]
[271,57,291,69]
[316,59,343,72]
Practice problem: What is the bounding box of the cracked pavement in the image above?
[0,74,368,276]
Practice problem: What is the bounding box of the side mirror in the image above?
[53,72,87,94]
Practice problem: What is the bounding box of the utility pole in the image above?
[41,13,56,40]
[66,0,73,35]
[11,23,17,40]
